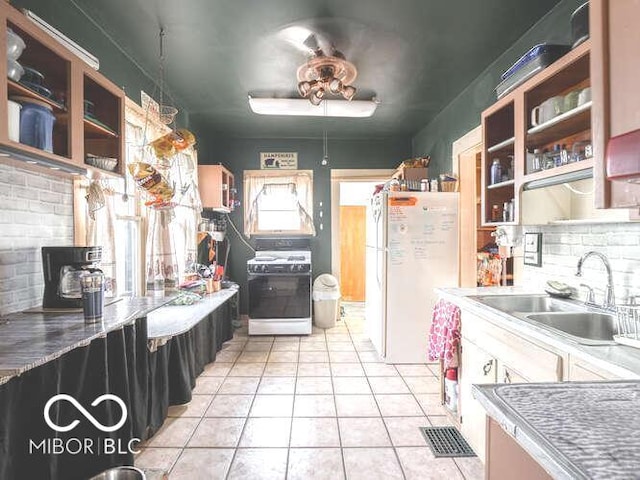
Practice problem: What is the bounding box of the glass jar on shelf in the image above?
[490,158,502,185]
[531,149,543,173]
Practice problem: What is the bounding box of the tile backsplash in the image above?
[521,222,640,305]
[0,163,74,315]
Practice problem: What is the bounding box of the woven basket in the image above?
[440,180,458,192]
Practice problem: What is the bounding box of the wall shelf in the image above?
[487,137,515,153]
[521,158,593,184]
[487,179,515,190]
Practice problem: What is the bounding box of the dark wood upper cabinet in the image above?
[591,0,640,208]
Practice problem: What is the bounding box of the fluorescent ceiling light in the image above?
[248,97,378,118]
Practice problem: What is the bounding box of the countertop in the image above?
[147,287,238,340]
[0,296,176,381]
[435,286,640,379]
[473,381,640,480]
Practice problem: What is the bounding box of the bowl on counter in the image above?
[7,58,24,82]
[6,28,26,60]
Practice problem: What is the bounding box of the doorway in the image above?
[330,169,395,302]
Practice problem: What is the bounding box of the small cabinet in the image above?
[591,0,640,208]
[482,100,516,226]
[568,356,621,381]
[460,338,496,463]
[459,308,563,462]
[82,71,124,174]
[0,3,124,176]
[198,164,235,212]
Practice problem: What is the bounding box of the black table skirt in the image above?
[0,319,146,480]
[0,291,237,480]
[146,298,234,437]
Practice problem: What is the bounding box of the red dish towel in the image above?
[428,299,461,368]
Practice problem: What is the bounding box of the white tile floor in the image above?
[135,302,484,480]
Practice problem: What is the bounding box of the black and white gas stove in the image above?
[247,239,312,335]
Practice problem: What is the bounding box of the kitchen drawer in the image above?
[462,311,562,382]
[568,356,621,381]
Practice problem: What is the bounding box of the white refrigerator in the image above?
[365,191,459,364]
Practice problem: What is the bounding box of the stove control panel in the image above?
[247,263,311,274]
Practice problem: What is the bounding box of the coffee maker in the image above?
[42,246,102,308]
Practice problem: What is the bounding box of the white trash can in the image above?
[312,274,341,329]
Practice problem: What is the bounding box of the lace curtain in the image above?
[86,190,117,297]
[244,170,315,236]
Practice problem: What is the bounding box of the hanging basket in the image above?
[159,105,178,124]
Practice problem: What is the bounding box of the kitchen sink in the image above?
[468,294,621,345]
[525,312,618,345]
[468,294,584,314]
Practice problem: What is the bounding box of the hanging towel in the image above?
[428,298,461,368]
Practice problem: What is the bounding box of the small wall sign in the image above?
[524,232,542,267]
[260,152,298,170]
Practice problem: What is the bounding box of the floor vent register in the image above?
[420,426,476,458]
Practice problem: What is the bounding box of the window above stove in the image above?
[244,170,315,236]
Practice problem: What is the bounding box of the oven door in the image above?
[248,272,311,319]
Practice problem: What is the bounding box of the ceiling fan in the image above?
[248,23,376,117]
[277,26,359,104]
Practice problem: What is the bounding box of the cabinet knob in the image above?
[482,359,494,376]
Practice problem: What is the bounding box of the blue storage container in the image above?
[19,102,56,152]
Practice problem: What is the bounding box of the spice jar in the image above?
[491,204,501,222]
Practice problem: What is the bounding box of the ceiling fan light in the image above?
[329,77,343,95]
[342,85,357,101]
[297,80,313,97]
[309,90,324,106]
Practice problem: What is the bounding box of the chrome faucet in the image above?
[575,251,615,310]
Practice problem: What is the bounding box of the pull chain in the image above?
[322,100,329,166]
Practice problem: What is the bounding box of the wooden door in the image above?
[339,205,366,301]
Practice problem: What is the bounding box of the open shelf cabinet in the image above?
[0,3,124,176]
[481,39,593,225]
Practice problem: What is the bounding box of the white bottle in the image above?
[444,368,458,412]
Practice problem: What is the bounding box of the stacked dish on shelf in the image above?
[6,28,26,82]
[85,154,118,172]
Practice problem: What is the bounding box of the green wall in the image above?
[412,0,585,176]
[195,135,412,313]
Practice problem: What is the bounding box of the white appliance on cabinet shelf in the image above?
[365,191,459,364]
